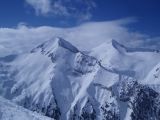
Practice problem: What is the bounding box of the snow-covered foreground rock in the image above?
[0,96,52,120]
[0,37,160,119]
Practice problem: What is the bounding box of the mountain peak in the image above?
[112,39,127,53]
[31,37,79,54]
[56,37,79,53]
[112,39,160,53]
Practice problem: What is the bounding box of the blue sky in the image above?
[0,0,160,36]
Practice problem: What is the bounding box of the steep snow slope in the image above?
[91,39,160,80]
[0,96,52,120]
[0,37,160,120]
[0,37,121,119]
[140,62,160,93]
[142,62,160,85]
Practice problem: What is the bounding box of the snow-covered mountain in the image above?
[0,37,160,120]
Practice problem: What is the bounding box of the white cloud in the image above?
[25,0,95,20]
[0,19,158,57]
[25,0,52,15]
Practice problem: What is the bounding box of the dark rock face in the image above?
[80,108,96,120]
[45,103,61,120]
[21,96,61,120]
[101,102,120,120]
[118,76,138,102]
[117,76,160,120]
[130,85,159,120]
[70,100,96,120]
[80,100,96,120]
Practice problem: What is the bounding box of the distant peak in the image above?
[112,39,160,53]
[112,40,125,48]
[112,39,127,53]
[31,37,79,53]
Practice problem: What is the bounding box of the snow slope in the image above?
[90,39,160,80]
[0,37,160,119]
[0,96,52,120]
[0,37,120,119]
[143,62,160,85]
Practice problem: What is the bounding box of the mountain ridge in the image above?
[0,37,160,119]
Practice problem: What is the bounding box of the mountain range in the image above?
[0,37,160,120]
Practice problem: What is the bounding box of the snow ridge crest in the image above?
[31,37,79,54]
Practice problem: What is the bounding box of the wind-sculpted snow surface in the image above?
[0,37,160,120]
